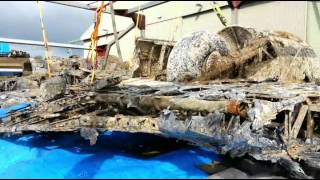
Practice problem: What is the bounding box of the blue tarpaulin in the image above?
[0,132,219,178]
[0,72,23,77]
[0,103,31,119]
[0,43,10,56]
[0,103,219,178]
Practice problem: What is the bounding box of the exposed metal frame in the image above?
[0,1,169,56]
[109,1,123,61]
[0,37,90,50]
[102,22,135,69]
[83,23,135,44]
[126,1,167,14]
[48,1,167,15]
[48,1,97,10]
[47,1,169,43]
[49,1,116,12]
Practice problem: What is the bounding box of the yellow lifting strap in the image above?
[36,1,53,78]
[212,1,228,27]
[134,2,141,39]
[88,1,105,83]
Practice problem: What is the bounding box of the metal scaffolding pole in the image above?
[109,1,123,61]
[0,37,90,50]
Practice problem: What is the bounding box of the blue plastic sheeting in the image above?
[0,43,10,55]
[0,72,22,77]
[0,103,31,119]
[0,132,219,179]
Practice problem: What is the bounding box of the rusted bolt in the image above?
[227,101,247,117]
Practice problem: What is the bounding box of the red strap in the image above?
[231,1,241,9]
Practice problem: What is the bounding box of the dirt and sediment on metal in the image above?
[1,26,320,178]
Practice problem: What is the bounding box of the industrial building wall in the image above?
[237,1,307,39]
[86,1,318,62]
[109,28,138,63]
[307,1,320,56]
[145,3,231,41]
[108,1,229,61]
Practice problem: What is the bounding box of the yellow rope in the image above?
[36,1,52,78]
[88,1,105,83]
[212,1,228,27]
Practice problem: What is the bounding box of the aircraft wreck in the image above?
[0,26,320,178]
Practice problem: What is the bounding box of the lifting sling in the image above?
[88,1,105,83]
[212,1,228,27]
[36,1,53,77]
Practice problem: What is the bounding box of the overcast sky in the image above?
[0,1,93,57]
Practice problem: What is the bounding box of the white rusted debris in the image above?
[0,26,320,178]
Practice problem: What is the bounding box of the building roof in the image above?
[79,1,229,46]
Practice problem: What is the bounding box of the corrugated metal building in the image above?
[80,1,320,61]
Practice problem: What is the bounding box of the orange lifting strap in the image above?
[88,1,105,83]
[36,1,53,78]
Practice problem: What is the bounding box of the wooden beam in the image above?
[148,46,155,76]
[284,111,289,142]
[158,45,167,71]
[290,105,308,139]
[306,110,315,143]
[288,111,292,141]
